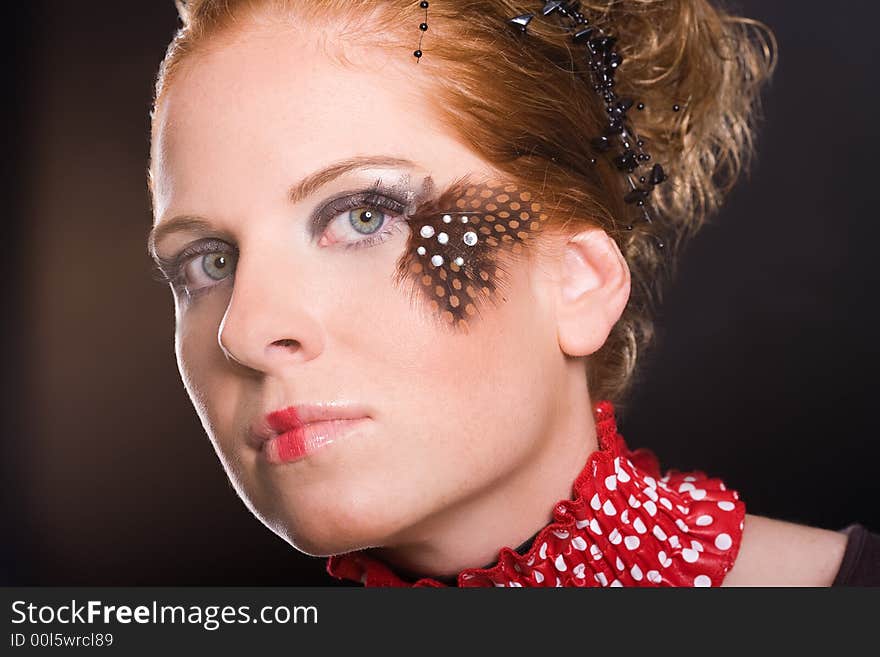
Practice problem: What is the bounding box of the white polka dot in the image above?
[462,231,478,246]
[684,475,697,482]
[437,232,449,244]
[628,494,641,508]
[620,509,630,524]
[461,216,468,223]
[494,581,506,587]
[604,474,618,491]
[539,542,548,559]
[595,572,608,586]
[591,544,603,560]
[658,550,672,568]
[631,564,644,581]
[689,489,707,501]
[575,518,589,529]
[617,468,631,483]
[442,214,452,223]
[420,225,435,238]
[682,548,700,563]
[590,493,601,511]
[533,570,544,583]
[659,497,673,510]
[633,518,647,534]
[573,563,586,579]
[652,525,667,541]
[552,529,570,539]
[691,540,704,553]
[571,536,587,551]
[509,581,522,587]
[589,518,603,535]
[678,482,695,494]
[417,246,426,255]
[715,533,732,550]
[616,556,625,571]
[647,570,662,583]
[430,254,444,266]
[668,535,680,548]
[643,487,659,502]
[603,499,617,516]
[675,518,689,533]
[643,500,657,517]
[454,256,464,266]
[624,535,641,550]
[694,575,712,587]
[609,528,622,545]
[555,577,562,587]
[695,514,714,527]
[610,579,623,587]
[676,505,689,514]
[644,476,657,489]
[554,554,567,572]
[717,501,735,511]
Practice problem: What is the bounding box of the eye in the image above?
[174,241,237,297]
[318,193,409,249]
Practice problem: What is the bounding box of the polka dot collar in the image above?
[326,400,746,587]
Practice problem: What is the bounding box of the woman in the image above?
[146,0,878,586]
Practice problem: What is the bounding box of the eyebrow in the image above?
[147,154,418,259]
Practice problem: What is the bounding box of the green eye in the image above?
[349,207,385,235]
[201,252,236,280]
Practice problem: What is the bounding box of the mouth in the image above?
[249,402,372,464]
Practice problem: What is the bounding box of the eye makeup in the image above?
[393,174,549,334]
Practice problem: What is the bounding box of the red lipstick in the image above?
[255,403,371,465]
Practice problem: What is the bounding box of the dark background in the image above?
[3,1,877,585]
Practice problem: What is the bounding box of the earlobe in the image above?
[555,228,631,357]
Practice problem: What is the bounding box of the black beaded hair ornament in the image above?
[413,1,670,247]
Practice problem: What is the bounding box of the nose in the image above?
[217,245,325,373]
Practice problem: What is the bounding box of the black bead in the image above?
[673,104,680,111]
[637,102,645,110]
[420,23,428,31]
[649,163,667,185]
[413,50,422,58]
[608,52,623,68]
[420,1,429,7]
[614,149,638,172]
[591,135,613,152]
[639,176,647,183]
[624,188,649,205]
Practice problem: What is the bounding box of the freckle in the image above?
[458,319,470,333]
[442,310,454,324]
[450,295,460,308]
[421,275,432,286]
[510,201,521,211]
[498,211,510,218]
[465,186,477,197]
[502,234,514,243]
[477,271,488,281]
[470,198,482,209]
[435,285,446,297]
[438,268,448,280]
[531,202,542,212]
[512,242,524,254]
[452,278,462,290]
[450,261,461,272]
[456,198,467,209]
[429,299,439,312]
[495,193,510,203]
[519,212,530,220]
[410,262,423,273]
[486,236,499,247]
[484,214,495,222]
[539,213,548,220]
[479,226,492,235]
[520,191,532,201]
[509,220,520,229]
[517,231,529,240]
[465,303,477,316]
[480,188,493,198]
[466,284,478,298]
[485,203,498,212]
[494,223,506,233]
[504,183,517,193]
[481,286,491,296]
[530,222,541,231]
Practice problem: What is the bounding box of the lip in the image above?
[249,403,372,464]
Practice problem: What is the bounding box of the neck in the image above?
[367,381,598,580]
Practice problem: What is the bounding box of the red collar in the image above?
[327,400,745,587]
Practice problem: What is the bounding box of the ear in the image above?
[554,227,631,357]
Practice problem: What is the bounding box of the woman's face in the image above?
[149,19,585,556]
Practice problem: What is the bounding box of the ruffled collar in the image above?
[326,400,746,587]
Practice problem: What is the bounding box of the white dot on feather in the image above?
[420,225,435,238]
[417,246,426,256]
[454,256,464,266]
[463,231,478,246]
[437,232,449,244]
[430,255,444,267]
[442,214,452,223]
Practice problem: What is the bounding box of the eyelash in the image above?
[151,191,409,296]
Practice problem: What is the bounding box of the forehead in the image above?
[150,22,481,220]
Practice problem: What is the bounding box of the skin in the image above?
[149,14,847,584]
